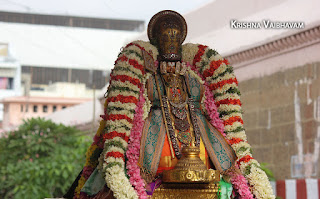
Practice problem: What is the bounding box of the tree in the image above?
[0,118,91,199]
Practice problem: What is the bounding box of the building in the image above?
[194,0,320,183]
[27,82,100,98]
[0,11,144,31]
[0,43,21,128]
[36,82,108,135]
[0,11,142,128]
[1,81,98,130]
[45,98,103,134]
[0,13,142,90]
[0,11,143,90]
[1,96,91,130]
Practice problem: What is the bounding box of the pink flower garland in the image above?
[229,169,254,199]
[205,83,254,199]
[187,62,254,199]
[126,86,148,199]
[204,86,225,135]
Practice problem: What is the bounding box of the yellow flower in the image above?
[85,144,98,167]
[96,120,106,137]
[74,176,86,196]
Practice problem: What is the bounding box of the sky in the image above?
[0,0,214,22]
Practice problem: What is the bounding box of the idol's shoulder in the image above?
[181,43,224,64]
[121,40,159,60]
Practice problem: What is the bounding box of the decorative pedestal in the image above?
[151,182,220,199]
[151,146,220,198]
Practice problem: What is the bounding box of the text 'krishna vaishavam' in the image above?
[230,19,305,29]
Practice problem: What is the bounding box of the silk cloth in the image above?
[139,72,236,180]
[80,68,236,197]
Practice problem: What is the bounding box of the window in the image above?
[53,105,57,112]
[21,104,23,112]
[43,105,48,113]
[62,106,66,109]
[26,105,28,112]
[3,105,7,113]
[33,105,38,112]
[0,77,14,90]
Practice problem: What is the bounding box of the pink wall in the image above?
[2,99,89,129]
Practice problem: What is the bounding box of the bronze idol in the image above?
[148,10,220,199]
[66,10,245,199]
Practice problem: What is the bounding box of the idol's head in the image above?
[148,10,187,61]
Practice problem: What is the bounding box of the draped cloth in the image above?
[78,65,237,198]
[74,41,238,198]
[139,72,236,181]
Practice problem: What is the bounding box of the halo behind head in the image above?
[148,10,187,45]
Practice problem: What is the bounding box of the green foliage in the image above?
[259,162,275,181]
[0,117,91,199]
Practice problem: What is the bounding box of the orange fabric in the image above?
[156,85,212,174]
[156,134,212,175]
[156,135,179,174]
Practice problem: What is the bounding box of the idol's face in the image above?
[158,22,181,61]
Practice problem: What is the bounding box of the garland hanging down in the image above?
[182,43,274,199]
[73,40,275,199]
[188,61,254,199]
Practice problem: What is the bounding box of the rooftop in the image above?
[45,99,102,127]
[1,96,91,104]
[0,11,144,31]
[0,22,140,70]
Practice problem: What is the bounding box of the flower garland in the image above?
[182,43,275,199]
[73,41,274,199]
[188,62,225,134]
[126,86,148,199]
[229,169,254,199]
[188,62,253,199]
[203,85,225,134]
[99,41,158,199]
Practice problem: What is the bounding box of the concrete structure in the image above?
[228,25,320,180]
[0,11,144,31]
[0,21,140,89]
[0,8,142,90]
[42,83,108,133]
[0,43,21,127]
[45,99,103,134]
[188,0,320,181]
[0,10,139,130]
[203,0,320,180]
[27,82,101,98]
[1,81,99,131]
[1,96,91,130]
